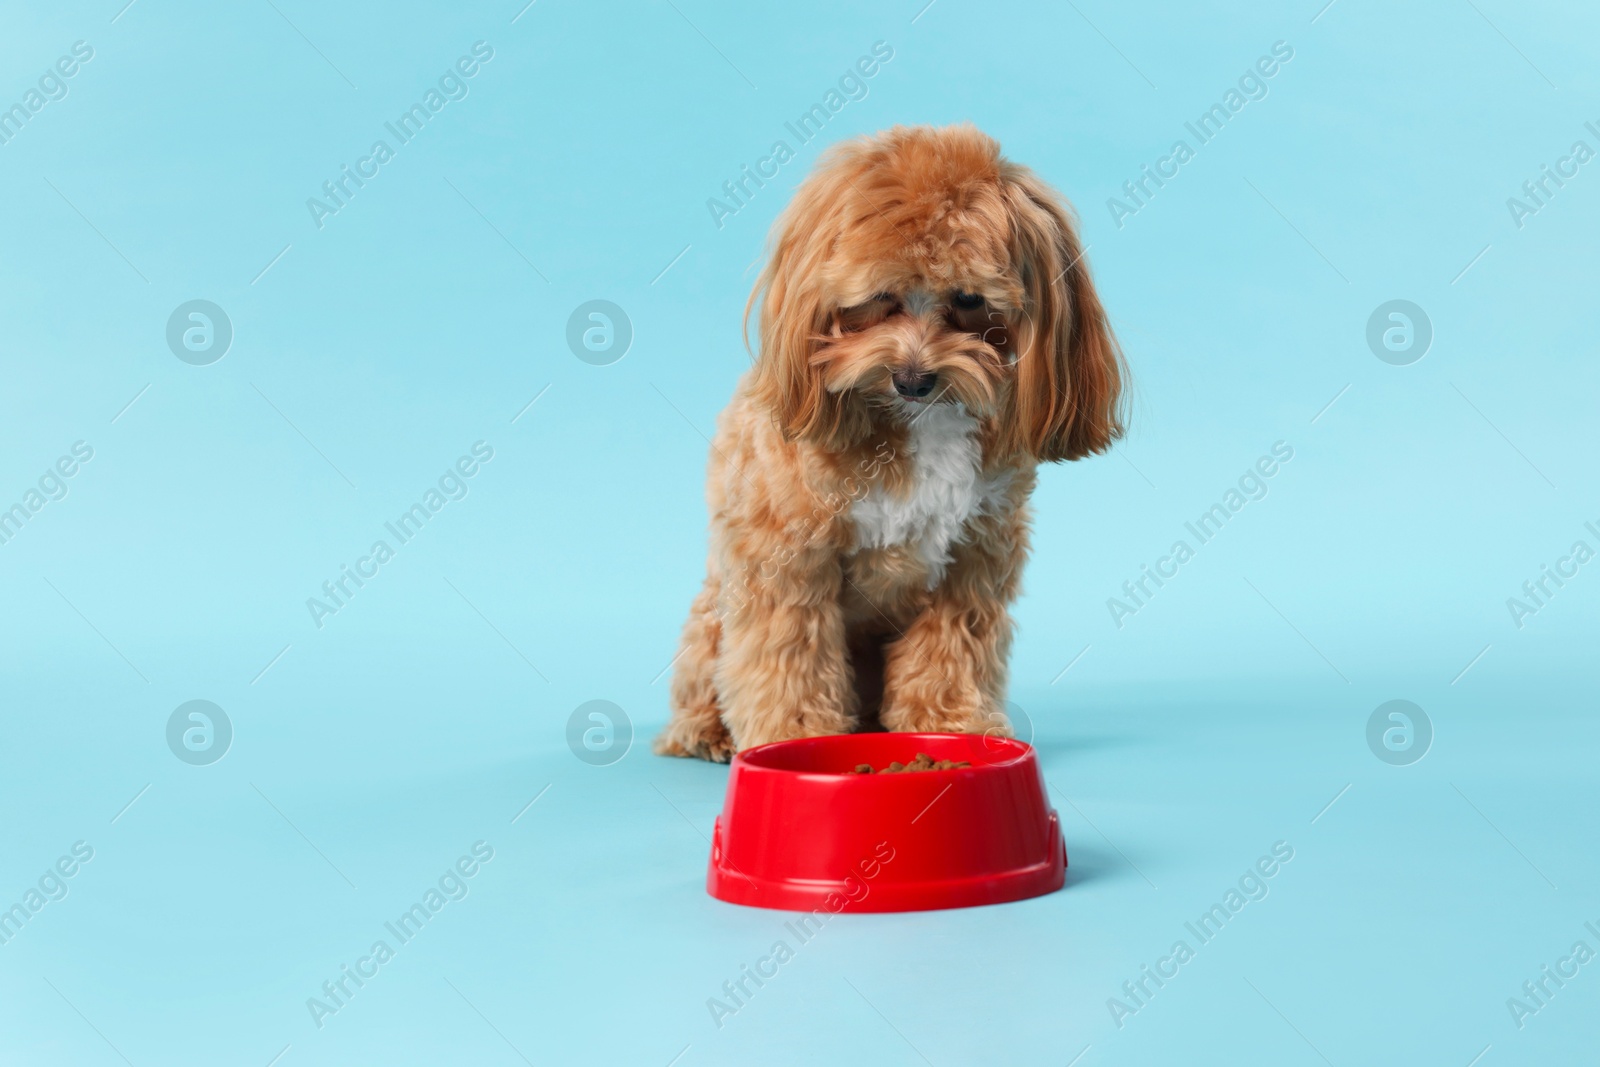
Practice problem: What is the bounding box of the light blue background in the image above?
[2,0,1597,1063]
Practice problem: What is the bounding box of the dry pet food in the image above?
[852,752,972,774]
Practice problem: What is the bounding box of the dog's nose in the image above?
[892,370,938,399]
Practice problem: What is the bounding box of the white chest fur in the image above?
[849,404,1011,582]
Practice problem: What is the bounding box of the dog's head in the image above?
[748,124,1125,460]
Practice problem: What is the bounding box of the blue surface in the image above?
[2,0,1598,1064]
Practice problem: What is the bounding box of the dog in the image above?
[656,124,1125,762]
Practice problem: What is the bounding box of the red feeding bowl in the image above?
[707,732,1066,912]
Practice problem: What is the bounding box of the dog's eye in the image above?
[952,291,984,310]
[839,295,895,334]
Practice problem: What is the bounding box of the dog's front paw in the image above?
[652,723,735,763]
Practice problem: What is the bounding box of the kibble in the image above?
[851,752,972,774]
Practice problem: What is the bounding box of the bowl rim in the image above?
[732,731,1035,781]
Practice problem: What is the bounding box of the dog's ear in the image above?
[1000,168,1126,462]
[746,152,862,450]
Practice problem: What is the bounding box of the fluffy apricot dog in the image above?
[656,124,1125,762]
